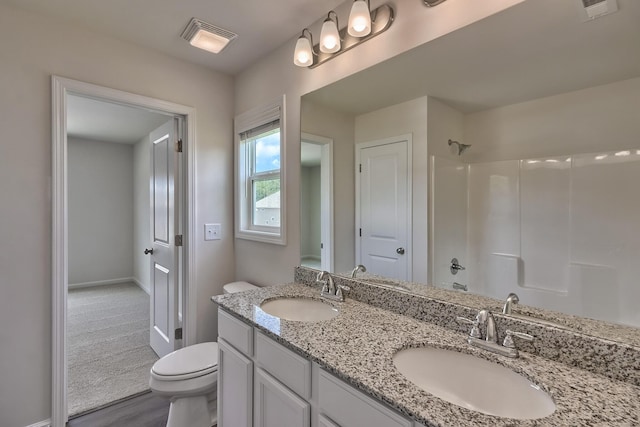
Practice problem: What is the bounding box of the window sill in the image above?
[235,228,286,245]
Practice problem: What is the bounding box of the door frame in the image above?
[355,134,413,280]
[51,76,197,426]
[301,132,334,272]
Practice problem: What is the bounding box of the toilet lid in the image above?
[152,342,218,378]
[223,281,258,294]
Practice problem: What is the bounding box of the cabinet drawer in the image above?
[319,370,412,427]
[218,308,253,356]
[255,331,311,399]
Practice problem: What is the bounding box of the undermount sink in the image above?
[393,347,556,419]
[259,297,339,322]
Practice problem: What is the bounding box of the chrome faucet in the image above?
[477,309,498,343]
[457,309,533,358]
[351,264,367,278]
[317,271,350,302]
[502,292,520,314]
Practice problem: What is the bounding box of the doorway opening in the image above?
[300,133,334,272]
[52,76,197,427]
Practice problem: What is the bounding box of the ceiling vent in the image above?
[181,18,237,54]
[577,0,618,21]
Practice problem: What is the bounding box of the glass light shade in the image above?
[320,19,341,53]
[348,0,372,37]
[293,36,313,67]
[189,29,231,53]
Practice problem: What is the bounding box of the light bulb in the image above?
[348,0,371,37]
[293,35,313,67]
[320,16,341,53]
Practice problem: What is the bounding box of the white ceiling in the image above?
[67,95,171,144]
[6,0,346,75]
[303,0,640,114]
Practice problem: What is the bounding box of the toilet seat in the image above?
[151,342,218,381]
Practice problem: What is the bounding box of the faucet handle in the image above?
[503,330,534,349]
[456,316,481,339]
[335,284,351,300]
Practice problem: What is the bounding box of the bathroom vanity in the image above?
[212,269,639,426]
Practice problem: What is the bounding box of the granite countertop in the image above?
[212,283,640,427]
[345,272,640,349]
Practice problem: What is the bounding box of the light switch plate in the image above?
[204,223,221,241]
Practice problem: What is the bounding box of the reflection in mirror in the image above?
[299,0,640,335]
[300,133,334,272]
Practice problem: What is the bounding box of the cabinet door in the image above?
[319,414,341,427]
[255,368,310,427]
[218,338,253,427]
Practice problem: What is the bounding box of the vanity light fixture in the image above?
[181,18,237,54]
[293,3,394,68]
[320,11,341,53]
[293,29,315,67]
[348,0,372,37]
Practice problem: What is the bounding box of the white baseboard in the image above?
[25,419,50,427]
[68,277,135,290]
[132,276,150,295]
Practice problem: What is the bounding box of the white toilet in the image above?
[149,281,257,427]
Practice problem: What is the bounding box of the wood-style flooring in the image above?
[67,392,169,427]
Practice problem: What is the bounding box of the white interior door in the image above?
[357,138,411,280]
[149,119,180,358]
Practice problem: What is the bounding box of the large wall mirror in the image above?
[299,0,640,337]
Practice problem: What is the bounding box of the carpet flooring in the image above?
[68,282,159,416]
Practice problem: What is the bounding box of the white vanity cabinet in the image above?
[217,308,414,427]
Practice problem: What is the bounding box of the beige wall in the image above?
[68,138,134,285]
[301,101,356,274]
[463,76,640,162]
[133,135,151,293]
[0,3,234,426]
[233,0,525,285]
[300,166,321,259]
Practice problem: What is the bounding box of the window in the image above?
[235,96,286,244]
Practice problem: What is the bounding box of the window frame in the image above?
[235,96,286,245]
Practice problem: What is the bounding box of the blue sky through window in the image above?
[254,131,280,173]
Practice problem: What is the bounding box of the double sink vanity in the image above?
[212,266,639,426]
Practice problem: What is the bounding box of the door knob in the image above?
[396,247,405,255]
[144,248,153,255]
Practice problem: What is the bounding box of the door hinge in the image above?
[359,228,362,237]
[175,327,183,340]
[175,235,183,246]
[320,242,324,249]
[359,163,362,173]
[176,139,183,153]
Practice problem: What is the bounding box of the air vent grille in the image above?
[577,0,618,21]
[582,0,606,7]
[180,18,238,44]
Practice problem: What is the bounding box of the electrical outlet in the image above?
[204,223,222,241]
